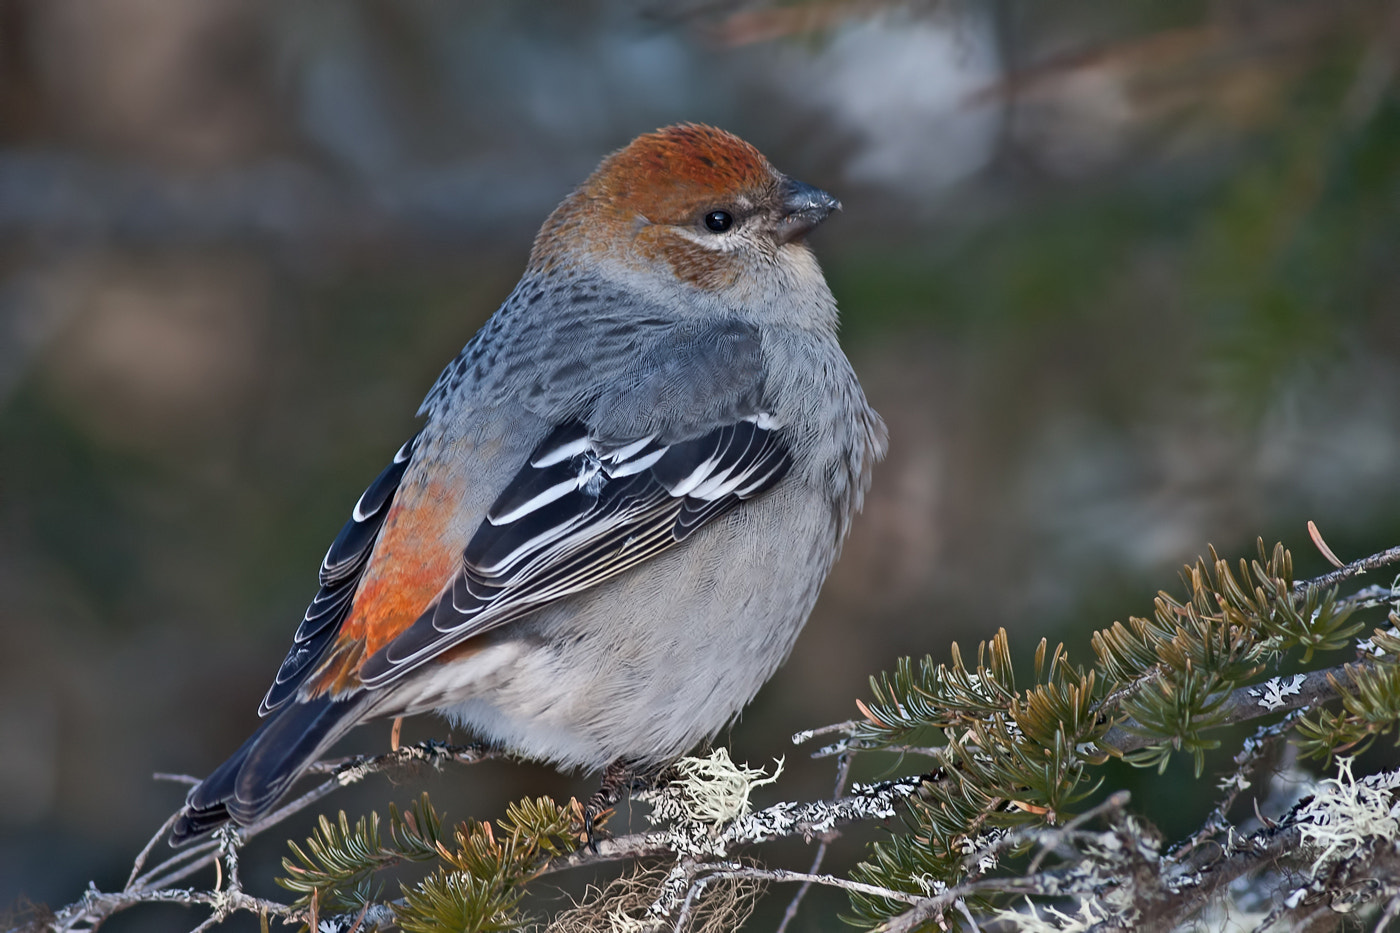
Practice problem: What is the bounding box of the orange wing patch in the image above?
[307,472,463,698]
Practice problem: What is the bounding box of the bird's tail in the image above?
[169,694,372,846]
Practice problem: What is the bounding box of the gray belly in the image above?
[418,480,837,770]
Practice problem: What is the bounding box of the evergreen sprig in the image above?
[1099,541,1358,773]
[1296,649,1400,760]
[847,633,1109,926]
[844,540,1382,929]
[394,794,579,931]
[278,792,444,913]
[398,868,520,933]
[276,793,581,930]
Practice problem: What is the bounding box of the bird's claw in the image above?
[582,804,614,852]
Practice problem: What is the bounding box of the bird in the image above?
[171,123,886,844]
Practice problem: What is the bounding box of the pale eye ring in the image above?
[703,210,733,233]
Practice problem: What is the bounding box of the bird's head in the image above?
[530,124,841,316]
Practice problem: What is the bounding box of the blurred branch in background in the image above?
[3,2,1395,247]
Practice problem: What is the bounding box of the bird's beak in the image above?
[775,177,841,244]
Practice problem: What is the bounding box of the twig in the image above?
[775,750,852,933]
[48,740,494,932]
[1090,663,1166,717]
[1170,709,1305,860]
[125,809,183,889]
[152,773,203,786]
[1026,790,1131,875]
[134,740,494,893]
[821,742,945,758]
[952,897,982,933]
[1295,544,1400,594]
[46,883,296,933]
[130,837,220,892]
[790,719,860,745]
[1337,583,1396,614]
[669,860,928,928]
[304,739,493,776]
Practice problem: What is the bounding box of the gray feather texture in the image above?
[175,126,886,842]
[394,259,886,768]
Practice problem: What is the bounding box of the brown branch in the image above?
[1295,544,1400,593]
[542,774,925,876]
[42,740,495,933]
[775,751,852,933]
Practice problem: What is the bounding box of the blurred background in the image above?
[2,0,1399,929]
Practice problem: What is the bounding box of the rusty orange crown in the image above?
[583,124,777,218]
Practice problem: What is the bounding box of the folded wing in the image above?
[357,415,791,686]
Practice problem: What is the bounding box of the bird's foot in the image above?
[582,803,614,853]
[580,759,679,851]
[583,758,644,852]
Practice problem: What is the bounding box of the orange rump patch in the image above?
[307,475,461,696]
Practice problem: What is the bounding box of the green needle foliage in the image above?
[844,540,1390,929]
[278,792,580,931]
[1296,635,1400,760]
[848,634,1111,924]
[279,793,446,914]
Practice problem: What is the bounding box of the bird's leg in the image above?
[584,758,641,850]
[390,717,403,751]
[583,759,677,851]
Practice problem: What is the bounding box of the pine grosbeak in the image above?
[173,124,886,843]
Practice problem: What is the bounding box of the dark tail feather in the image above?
[170,801,232,843]
[169,723,266,845]
[228,694,369,823]
[170,694,370,846]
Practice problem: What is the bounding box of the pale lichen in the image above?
[989,895,1108,932]
[1295,757,1400,878]
[646,749,784,828]
[1248,674,1306,711]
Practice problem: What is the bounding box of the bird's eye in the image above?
[703,210,733,233]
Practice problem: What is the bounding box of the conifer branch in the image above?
[1293,543,1400,593]
[40,741,493,933]
[25,541,1400,933]
[1098,658,1374,755]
